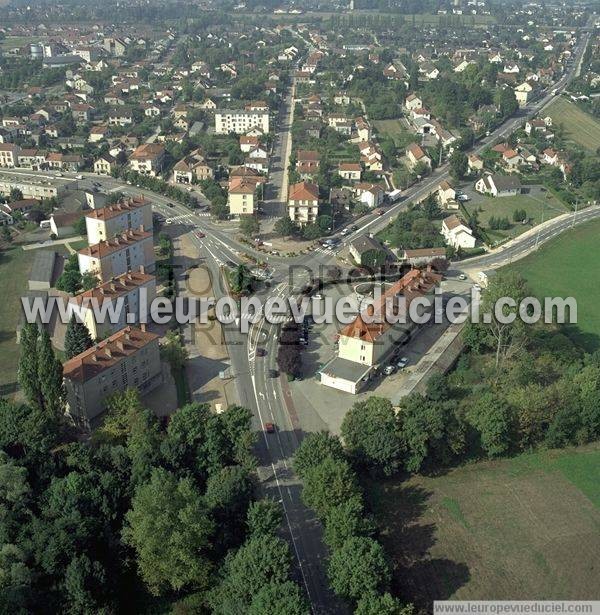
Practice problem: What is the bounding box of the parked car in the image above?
[459,273,467,280]
[384,365,396,376]
[457,194,470,202]
[397,357,409,369]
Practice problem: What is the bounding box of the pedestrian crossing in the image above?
[239,312,290,325]
[314,246,339,255]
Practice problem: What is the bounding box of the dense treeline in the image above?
[293,433,413,614]
[0,387,307,613]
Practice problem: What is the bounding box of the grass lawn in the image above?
[373,119,413,148]
[0,246,35,392]
[505,218,600,351]
[544,96,600,152]
[367,443,600,608]
[462,191,569,245]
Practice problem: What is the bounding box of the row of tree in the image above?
[294,432,413,614]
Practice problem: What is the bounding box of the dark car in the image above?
[268,369,279,378]
[265,422,276,433]
[256,348,267,357]
[167,202,175,208]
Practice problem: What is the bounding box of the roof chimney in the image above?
[105,347,112,358]
[139,264,145,274]
[140,323,147,332]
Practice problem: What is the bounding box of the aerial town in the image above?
[0,0,598,612]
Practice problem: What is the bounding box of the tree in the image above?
[229,264,253,295]
[248,581,309,615]
[17,323,43,411]
[467,392,514,457]
[302,223,322,240]
[37,328,64,420]
[274,216,297,237]
[64,315,93,360]
[323,496,375,550]
[341,397,402,476]
[73,217,87,236]
[247,499,283,537]
[328,536,391,601]
[239,214,260,238]
[355,592,413,615]
[9,188,23,202]
[293,431,345,478]
[480,271,530,371]
[1,226,12,244]
[161,330,189,370]
[276,324,301,378]
[301,457,360,519]
[123,468,215,595]
[449,150,468,180]
[210,536,292,613]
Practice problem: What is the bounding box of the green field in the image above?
[506,218,600,351]
[463,191,569,244]
[368,444,600,607]
[0,246,35,393]
[373,119,413,147]
[544,96,600,152]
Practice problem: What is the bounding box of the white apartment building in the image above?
[69,268,156,340]
[85,196,153,244]
[78,228,155,282]
[214,109,270,135]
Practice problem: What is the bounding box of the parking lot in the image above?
[287,272,473,435]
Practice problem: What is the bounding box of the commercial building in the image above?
[214,109,270,135]
[63,326,162,427]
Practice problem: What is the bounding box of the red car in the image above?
[376,209,385,216]
[265,422,275,434]
[196,231,206,238]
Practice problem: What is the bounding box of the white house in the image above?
[441,215,476,250]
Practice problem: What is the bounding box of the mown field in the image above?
[544,96,600,152]
[462,190,569,243]
[507,217,600,351]
[368,444,600,607]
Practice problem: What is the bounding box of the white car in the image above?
[384,365,396,376]
[457,194,470,202]
[459,273,467,281]
[75,174,83,180]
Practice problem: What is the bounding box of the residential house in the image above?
[349,235,386,267]
[94,153,116,175]
[0,144,20,168]
[354,183,385,208]
[129,144,165,177]
[173,149,213,184]
[228,176,262,216]
[296,150,320,179]
[437,180,456,207]
[338,162,361,182]
[288,181,319,226]
[475,173,522,197]
[406,143,432,170]
[402,247,447,266]
[441,215,476,249]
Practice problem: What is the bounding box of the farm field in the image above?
[507,217,600,351]
[367,443,600,608]
[0,245,35,393]
[462,189,569,244]
[544,96,600,152]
